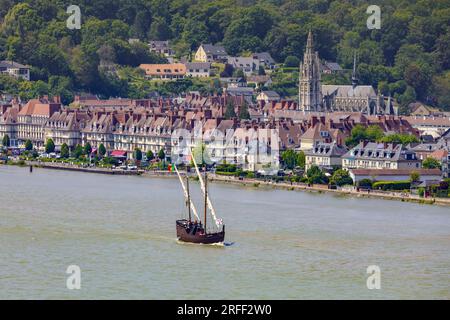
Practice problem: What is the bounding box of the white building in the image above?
[0,61,30,81]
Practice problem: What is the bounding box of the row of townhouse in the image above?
[305,141,424,172]
[305,140,450,180]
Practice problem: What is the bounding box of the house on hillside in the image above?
[227,56,259,76]
[139,63,186,80]
[185,62,211,78]
[320,61,343,74]
[195,44,228,63]
[148,40,174,57]
[252,52,276,70]
[256,91,280,104]
[0,60,30,81]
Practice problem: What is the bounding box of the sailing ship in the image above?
[174,153,225,244]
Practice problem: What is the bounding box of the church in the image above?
[298,31,397,115]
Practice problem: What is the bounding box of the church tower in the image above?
[299,31,322,112]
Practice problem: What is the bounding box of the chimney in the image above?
[311,116,319,128]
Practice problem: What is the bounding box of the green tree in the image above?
[60,143,69,158]
[296,151,306,170]
[281,150,300,170]
[306,165,328,185]
[366,125,384,141]
[84,142,92,155]
[380,133,419,145]
[45,138,55,153]
[284,56,300,68]
[134,148,142,161]
[410,171,420,183]
[224,102,236,119]
[239,102,250,120]
[146,150,154,160]
[330,169,353,186]
[148,16,171,40]
[158,149,165,161]
[24,139,33,151]
[422,157,441,169]
[2,134,10,147]
[73,144,83,159]
[98,143,106,157]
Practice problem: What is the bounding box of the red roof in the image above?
[111,150,127,157]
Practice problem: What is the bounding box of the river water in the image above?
[0,165,449,299]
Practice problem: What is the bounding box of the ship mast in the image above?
[191,149,221,229]
[204,170,207,233]
[174,164,200,221]
[186,175,191,222]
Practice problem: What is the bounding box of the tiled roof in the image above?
[139,63,186,76]
[350,169,441,176]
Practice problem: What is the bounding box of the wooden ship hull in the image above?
[176,220,225,244]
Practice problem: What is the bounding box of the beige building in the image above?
[304,142,347,171]
[342,141,421,170]
[195,44,228,63]
[139,63,186,80]
[44,111,89,149]
[16,98,61,149]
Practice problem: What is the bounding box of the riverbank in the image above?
[3,161,449,206]
[21,161,143,176]
[207,174,450,207]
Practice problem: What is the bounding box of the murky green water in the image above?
[0,165,449,299]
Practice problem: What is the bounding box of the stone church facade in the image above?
[298,32,397,115]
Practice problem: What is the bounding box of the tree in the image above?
[422,157,441,169]
[60,143,69,158]
[366,125,384,141]
[330,169,353,186]
[224,102,237,119]
[281,150,297,170]
[410,171,420,183]
[73,144,83,159]
[239,102,250,120]
[306,165,328,185]
[84,142,92,155]
[99,143,106,157]
[45,138,55,153]
[146,150,154,160]
[134,148,142,161]
[296,151,306,170]
[148,15,171,40]
[380,133,419,145]
[2,134,10,147]
[25,139,33,151]
[284,56,300,68]
[158,149,165,161]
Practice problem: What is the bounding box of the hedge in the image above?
[372,180,411,191]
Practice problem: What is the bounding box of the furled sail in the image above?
[190,151,221,229]
[174,164,200,221]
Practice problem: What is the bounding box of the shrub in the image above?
[418,187,425,197]
[358,178,373,188]
[372,180,411,191]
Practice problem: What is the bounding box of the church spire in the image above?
[299,30,322,112]
[351,51,358,88]
[306,30,313,51]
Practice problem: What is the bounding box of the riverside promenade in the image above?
[5,161,449,206]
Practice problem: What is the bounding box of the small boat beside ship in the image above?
[174,153,225,245]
